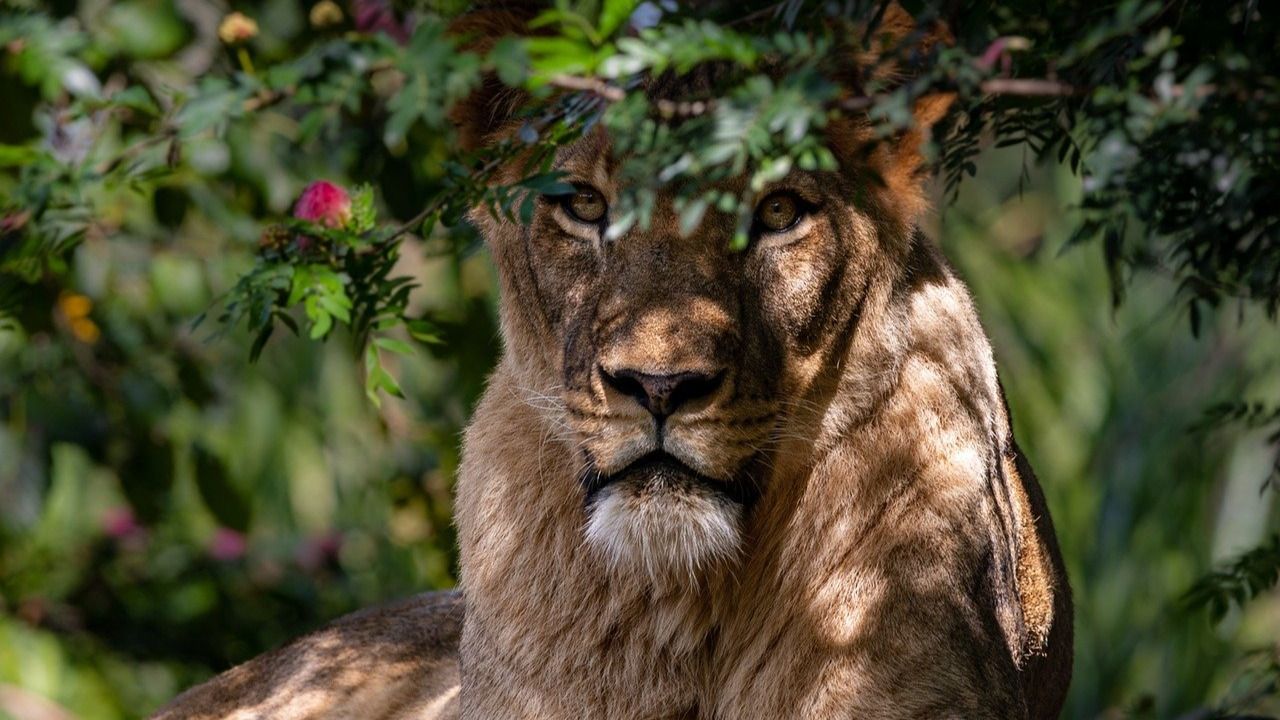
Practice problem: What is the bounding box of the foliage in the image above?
[0,0,1277,718]
[4,0,1279,383]
[1184,535,1280,622]
[1195,400,1280,490]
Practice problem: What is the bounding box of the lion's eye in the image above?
[755,192,802,233]
[563,185,608,224]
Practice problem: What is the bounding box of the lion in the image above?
[151,4,1072,719]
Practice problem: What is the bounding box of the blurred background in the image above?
[1,1,1277,718]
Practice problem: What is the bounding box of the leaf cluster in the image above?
[1183,535,1280,622]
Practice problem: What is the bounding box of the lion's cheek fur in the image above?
[708,380,1022,718]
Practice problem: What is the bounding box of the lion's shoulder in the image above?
[150,590,463,720]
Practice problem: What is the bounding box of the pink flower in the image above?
[292,180,351,229]
[352,0,409,44]
[102,506,141,539]
[209,527,248,561]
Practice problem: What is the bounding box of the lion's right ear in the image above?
[448,4,541,151]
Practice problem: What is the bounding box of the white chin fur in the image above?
[584,481,742,583]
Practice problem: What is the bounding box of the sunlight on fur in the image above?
[585,478,742,584]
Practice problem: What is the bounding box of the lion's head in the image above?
[455,4,951,584]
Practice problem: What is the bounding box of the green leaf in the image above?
[0,144,43,167]
[406,319,443,344]
[519,171,574,195]
[526,36,601,77]
[599,0,638,38]
[363,344,404,406]
[317,294,351,324]
[677,195,710,236]
[107,85,161,115]
[102,0,188,59]
[349,185,377,234]
[376,367,404,398]
[248,323,275,362]
[175,82,247,137]
[373,336,415,356]
[308,308,333,339]
[488,37,530,86]
[363,344,383,407]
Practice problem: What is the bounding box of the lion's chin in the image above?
[584,455,743,583]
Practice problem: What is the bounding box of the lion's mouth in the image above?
[582,451,760,507]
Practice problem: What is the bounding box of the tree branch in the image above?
[547,72,1221,119]
[978,78,1079,97]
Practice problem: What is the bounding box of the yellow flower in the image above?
[57,293,99,344]
[71,318,101,344]
[218,11,259,44]
[58,292,92,320]
[309,0,344,29]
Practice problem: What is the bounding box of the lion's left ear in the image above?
[447,3,541,152]
[839,1,956,130]
[826,3,956,222]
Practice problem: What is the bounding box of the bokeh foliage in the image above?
[0,0,1277,718]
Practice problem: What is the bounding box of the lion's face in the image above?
[483,127,911,582]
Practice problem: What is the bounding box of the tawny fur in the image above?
[151,5,1072,719]
[150,591,463,720]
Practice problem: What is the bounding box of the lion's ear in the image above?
[448,4,540,151]
[839,1,956,130]
[826,3,956,222]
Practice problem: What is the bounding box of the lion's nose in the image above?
[600,367,724,419]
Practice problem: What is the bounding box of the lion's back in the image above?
[150,590,463,720]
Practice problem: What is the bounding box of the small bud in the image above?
[258,225,292,253]
[218,11,259,45]
[293,180,352,229]
[310,0,344,28]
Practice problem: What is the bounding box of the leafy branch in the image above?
[1183,535,1280,622]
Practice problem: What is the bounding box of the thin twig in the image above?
[724,2,788,28]
[548,74,625,102]
[391,202,439,240]
[978,78,1079,96]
